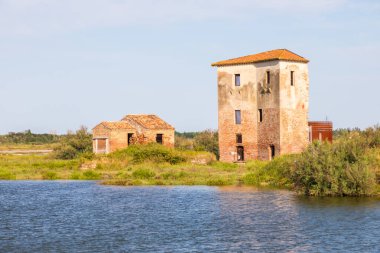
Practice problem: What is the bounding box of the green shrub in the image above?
[42,171,58,180]
[70,171,81,180]
[175,135,194,150]
[291,141,377,196]
[132,168,156,179]
[0,170,15,180]
[52,126,92,160]
[193,130,219,159]
[161,171,188,180]
[206,178,230,186]
[82,170,101,180]
[245,160,268,171]
[243,156,293,187]
[53,145,78,160]
[113,143,187,164]
[210,161,239,171]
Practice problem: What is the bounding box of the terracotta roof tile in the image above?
[211,49,309,67]
[122,114,174,130]
[99,121,134,130]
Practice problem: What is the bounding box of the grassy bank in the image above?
[1,126,379,197]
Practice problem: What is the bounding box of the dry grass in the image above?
[0,143,56,151]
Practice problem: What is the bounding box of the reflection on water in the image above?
[0,181,379,252]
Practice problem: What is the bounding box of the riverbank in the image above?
[0,151,266,186]
[0,143,379,196]
[1,125,380,197]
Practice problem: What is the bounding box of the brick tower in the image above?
[212,49,309,162]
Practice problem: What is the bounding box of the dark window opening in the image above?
[128,133,133,145]
[237,146,244,161]
[290,71,294,86]
[266,71,270,84]
[270,145,275,159]
[235,110,241,124]
[258,109,263,122]
[235,74,240,86]
[156,134,163,144]
[236,134,242,144]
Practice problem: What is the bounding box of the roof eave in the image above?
[211,58,309,67]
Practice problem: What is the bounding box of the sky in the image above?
[0,0,379,134]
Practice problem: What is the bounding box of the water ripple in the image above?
[0,181,379,252]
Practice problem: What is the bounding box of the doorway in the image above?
[269,145,275,160]
[128,133,133,145]
[156,134,163,144]
[237,146,244,161]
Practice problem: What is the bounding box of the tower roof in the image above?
[211,49,309,67]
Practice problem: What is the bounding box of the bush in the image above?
[82,170,101,180]
[132,168,156,179]
[42,171,58,180]
[53,145,78,160]
[52,126,92,160]
[70,172,81,180]
[243,156,292,187]
[193,130,219,159]
[175,135,194,150]
[291,141,377,196]
[114,143,187,165]
[162,171,188,180]
[206,178,230,186]
[0,170,15,180]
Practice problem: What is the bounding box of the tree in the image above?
[193,130,219,159]
[53,126,92,159]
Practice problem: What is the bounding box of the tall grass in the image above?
[1,126,379,197]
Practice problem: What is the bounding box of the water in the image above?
[0,181,380,252]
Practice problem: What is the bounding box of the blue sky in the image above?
[0,0,379,134]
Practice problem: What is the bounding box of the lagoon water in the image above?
[0,181,380,252]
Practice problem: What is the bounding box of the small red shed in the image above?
[308,121,333,143]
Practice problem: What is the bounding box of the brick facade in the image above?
[92,115,174,154]
[213,49,309,162]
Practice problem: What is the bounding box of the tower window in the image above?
[258,109,263,122]
[290,71,294,86]
[266,71,270,84]
[236,134,242,144]
[235,74,240,86]
[235,110,241,124]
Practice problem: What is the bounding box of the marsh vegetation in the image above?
[0,126,379,196]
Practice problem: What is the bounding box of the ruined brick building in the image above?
[92,114,174,154]
[212,49,312,162]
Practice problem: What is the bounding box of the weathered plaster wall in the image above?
[92,124,174,153]
[217,60,309,162]
[255,61,281,160]
[109,129,136,152]
[217,64,258,162]
[279,61,309,154]
[141,129,175,148]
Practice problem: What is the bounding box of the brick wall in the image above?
[217,65,258,162]
[92,123,174,153]
[216,60,309,162]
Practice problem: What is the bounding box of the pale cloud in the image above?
[0,0,347,36]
